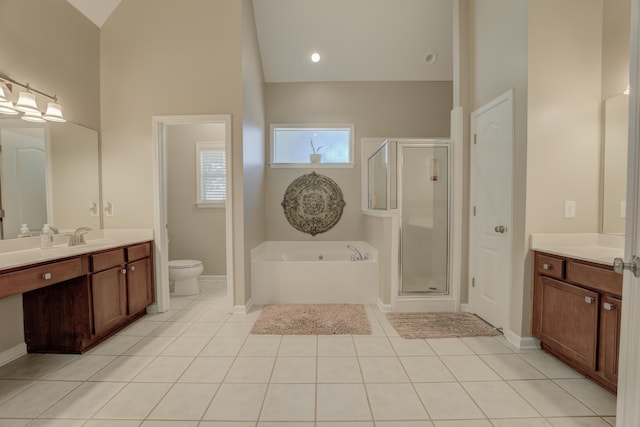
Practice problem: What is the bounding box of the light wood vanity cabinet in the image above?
[21,241,154,353]
[532,251,622,393]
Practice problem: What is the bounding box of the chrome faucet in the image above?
[347,244,363,261]
[68,227,92,246]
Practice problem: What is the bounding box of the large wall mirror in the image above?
[0,119,101,239]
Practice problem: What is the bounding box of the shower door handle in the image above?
[494,225,506,234]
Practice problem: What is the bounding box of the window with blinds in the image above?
[196,142,226,207]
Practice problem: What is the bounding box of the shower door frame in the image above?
[392,138,460,312]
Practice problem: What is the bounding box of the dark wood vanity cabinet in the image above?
[22,241,154,353]
[532,251,622,393]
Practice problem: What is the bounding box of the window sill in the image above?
[195,202,225,209]
[269,162,355,169]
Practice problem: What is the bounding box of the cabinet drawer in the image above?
[536,254,565,279]
[127,243,151,262]
[91,249,125,272]
[567,261,622,297]
[0,257,84,298]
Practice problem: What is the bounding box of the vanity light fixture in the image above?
[311,52,321,63]
[0,76,66,122]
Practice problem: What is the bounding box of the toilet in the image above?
[168,260,204,296]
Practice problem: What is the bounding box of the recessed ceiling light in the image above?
[311,52,321,63]
[424,52,438,64]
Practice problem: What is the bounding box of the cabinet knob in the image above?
[130,265,136,272]
[585,296,594,304]
[603,302,614,311]
[542,263,551,270]
[121,269,127,275]
[42,272,52,280]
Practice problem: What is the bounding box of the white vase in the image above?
[310,153,321,163]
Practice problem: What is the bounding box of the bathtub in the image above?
[251,241,378,305]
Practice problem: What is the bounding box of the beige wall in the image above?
[365,215,394,305]
[166,123,227,275]
[265,81,453,241]
[100,0,252,305]
[0,0,99,357]
[468,0,528,335]
[602,0,631,100]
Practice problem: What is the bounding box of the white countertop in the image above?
[530,233,624,266]
[0,229,154,271]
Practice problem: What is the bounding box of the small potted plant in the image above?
[309,138,323,163]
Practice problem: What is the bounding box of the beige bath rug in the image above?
[386,311,501,339]
[251,304,372,335]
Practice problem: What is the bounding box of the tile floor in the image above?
[0,281,617,426]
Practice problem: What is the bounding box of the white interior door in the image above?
[616,0,640,424]
[469,89,514,330]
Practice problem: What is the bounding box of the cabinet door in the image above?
[127,258,153,315]
[91,266,127,335]
[601,296,622,383]
[538,276,599,369]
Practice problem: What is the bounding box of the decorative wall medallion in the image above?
[281,172,346,236]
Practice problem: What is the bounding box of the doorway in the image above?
[151,115,234,313]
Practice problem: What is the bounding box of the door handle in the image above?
[494,225,506,233]
[613,256,640,278]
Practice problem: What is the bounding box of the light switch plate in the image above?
[564,200,576,218]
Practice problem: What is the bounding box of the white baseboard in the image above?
[198,275,226,284]
[460,303,470,312]
[377,298,392,313]
[233,297,253,314]
[505,329,541,351]
[0,343,27,367]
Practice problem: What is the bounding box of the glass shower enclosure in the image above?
[368,140,450,296]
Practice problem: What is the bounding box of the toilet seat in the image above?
[169,260,203,269]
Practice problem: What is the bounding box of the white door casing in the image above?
[469,89,514,330]
[616,0,640,424]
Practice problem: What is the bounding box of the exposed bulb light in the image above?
[0,82,12,103]
[43,101,66,122]
[624,84,630,95]
[21,110,46,123]
[311,52,320,63]
[14,90,39,114]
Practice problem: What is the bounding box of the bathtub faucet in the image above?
[347,244,363,261]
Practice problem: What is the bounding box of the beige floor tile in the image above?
[353,336,395,356]
[132,356,194,382]
[40,381,125,418]
[0,380,80,418]
[414,382,485,420]
[123,336,176,356]
[480,354,546,380]
[168,308,206,322]
[461,336,514,354]
[271,357,316,383]
[317,357,363,383]
[554,379,617,416]
[462,381,540,418]
[161,336,211,356]
[203,383,267,421]
[603,416,616,426]
[181,321,224,337]
[426,338,474,355]
[260,383,316,421]
[359,357,409,382]
[278,336,317,356]
[547,418,612,427]
[0,354,76,380]
[200,423,254,427]
[200,336,247,356]
[400,356,456,382]
[238,335,282,356]
[432,421,492,427]
[259,423,314,427]
[84,421,142,427]
[509,380,594,417]
[179,356,234,383]
[318,336,356,356]
[366,383,428,420]
[490,419,552,426]
[519,353,583,379]
[215,322,255,336]
[25,420,85,427]
[316,383,372,421]
[0,420,30,427]
[90,355,155,381]
[376,422,434,427]
[198,310,232,323]
[116,320,162,336]
[85,335,143,356]
[45,355,116,381]
[389,337,435,356]
[224,357,275,383]
[93,382,172,419]
[0,379,36,405]
[148,382,219,420]
[440,355,501,381]
[147,321,193,337]
[369,321,387,336]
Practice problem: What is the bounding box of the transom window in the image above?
[270,124,354,167]
[196,141,226,208]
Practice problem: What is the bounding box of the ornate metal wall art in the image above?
[281,172,346,236]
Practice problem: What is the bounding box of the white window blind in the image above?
[196,142,226,207]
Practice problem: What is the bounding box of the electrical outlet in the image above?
[621,201,627,219]
[564,200,576,219]
[104,201,114,217]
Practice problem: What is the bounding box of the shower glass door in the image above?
[400,144,449,295]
